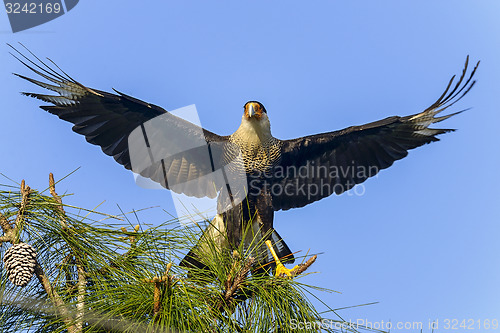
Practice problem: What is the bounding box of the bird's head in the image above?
[244,101,267,121]
[238,101,272,141]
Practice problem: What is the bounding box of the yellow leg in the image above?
[265,240,299,277]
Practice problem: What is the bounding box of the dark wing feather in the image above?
[11,44,230,198]
[271,57,479,211]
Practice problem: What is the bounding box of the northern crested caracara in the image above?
[11,45,478,276]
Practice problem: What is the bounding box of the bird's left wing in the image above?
[270,57,479,211]
[11,45,232,198]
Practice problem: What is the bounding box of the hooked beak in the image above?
[248,104,256,118]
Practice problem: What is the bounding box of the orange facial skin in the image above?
[244,101,264,120]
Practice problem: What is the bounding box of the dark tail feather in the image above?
[180,227,294,274]
[270,230,294,264]
[179,247,207,270]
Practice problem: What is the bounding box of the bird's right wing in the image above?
[11,45,234,198]
[270,57,479,211]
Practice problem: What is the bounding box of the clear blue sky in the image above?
[1,1,499,331]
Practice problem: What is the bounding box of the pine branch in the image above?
[291,254,318,276]
[0,211,12,232]
[75,258,86,331]
[0,180,30,244]
[49,172,68,230]
[0,212,14,244]
[224,256,254,302]
[145,262,174,317]
[34,260,78,333]
[14,180,31,236]
[1,176,80,332]
[58,254,76,294]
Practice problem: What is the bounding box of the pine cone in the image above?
[3,243,37,287]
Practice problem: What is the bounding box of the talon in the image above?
[265,240,299,277]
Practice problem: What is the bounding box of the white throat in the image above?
[234,115,273,144]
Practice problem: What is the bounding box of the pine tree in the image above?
[0,174,375,332]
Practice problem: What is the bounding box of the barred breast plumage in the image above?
[229,135,282,175]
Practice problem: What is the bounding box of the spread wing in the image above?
[271,57,479,211]
[11,44,232,198]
